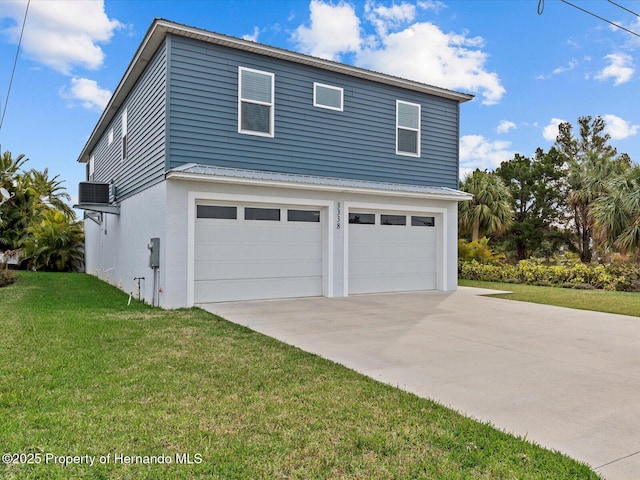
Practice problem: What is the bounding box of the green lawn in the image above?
[0,272,600,479]
[459,279,640,317]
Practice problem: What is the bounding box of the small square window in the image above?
[245,207,280,221]
[313,83,343,111]
[381,214,406,226]
[411,216,435,227]
[288,210,320,222]
[197,205,237,219]
[349,213,375,225]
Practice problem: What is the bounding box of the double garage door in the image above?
[194,203,437,303]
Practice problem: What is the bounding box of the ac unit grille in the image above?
[79,182,110,204]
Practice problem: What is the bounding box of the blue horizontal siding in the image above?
[167,35,461,189]
[91,40,167,200]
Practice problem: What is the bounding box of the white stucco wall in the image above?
[84,182,167,305]
[85,178,461,308]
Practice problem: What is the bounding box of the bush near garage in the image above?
[459,257,640,292]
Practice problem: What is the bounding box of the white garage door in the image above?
[348,212,437,294]
[195,205,323,303]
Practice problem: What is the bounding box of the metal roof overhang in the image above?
[166,164,473,202]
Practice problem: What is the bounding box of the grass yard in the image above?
[459,279,640,317]
[0,272,600,479]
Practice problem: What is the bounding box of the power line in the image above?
[560,0,640,38]
[0,0,31,139]
[607,0,640,18]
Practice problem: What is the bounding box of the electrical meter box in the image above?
[148,237,160,268]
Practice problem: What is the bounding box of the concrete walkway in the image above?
[200,287,640,479]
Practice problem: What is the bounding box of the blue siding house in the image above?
[76,19,472,308]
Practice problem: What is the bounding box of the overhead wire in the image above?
[607,0,640,18]
[0,0,31,140]
[560,0,640,38]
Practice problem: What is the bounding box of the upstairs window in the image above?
[88,155,95,181]
[396,100,420,157]
[121,108,128,161]
[314,83,343,111]
[239,67,274,137]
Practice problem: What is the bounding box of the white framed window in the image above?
[238,67,274,137]
[88,155,95,181]
[121,108,128,161]
[108,129,114,145]
[313,83,343,111]
[396,100,420,157]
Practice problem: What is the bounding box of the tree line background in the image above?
[459,115,640,265]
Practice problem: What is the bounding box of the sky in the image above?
[0,0,639,205]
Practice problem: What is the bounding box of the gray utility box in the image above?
[148,238,160,268]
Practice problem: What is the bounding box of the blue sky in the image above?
[0,0,639,204]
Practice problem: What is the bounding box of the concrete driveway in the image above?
[200,287,640,480]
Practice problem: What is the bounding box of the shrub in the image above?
[458,238,505,264]
[459,258,637,292]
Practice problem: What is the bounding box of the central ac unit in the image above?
[79,182,110,204]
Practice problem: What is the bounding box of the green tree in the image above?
[591,165,640,257]
[459,169,512,242]
[495,148,565,260]
[21,210,84,272]
[555,116,631,262]
[1,150,81,271]
[0,152,33,251]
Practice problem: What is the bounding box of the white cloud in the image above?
[243,27,260,42]
[536,59,578,80]
[543,118,567,142]
[365,1,416,36]
[595,53,634,85]
[459,134,514,175]
[603,114,640,140]
[60,77,111,111]
[496,120,516,134]
[0,0,122,74]
[291,0,505,105]
[417,0,447,12]
[291,0,361,61]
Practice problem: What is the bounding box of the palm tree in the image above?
[591,166,640,257]
[21,209,84,272]
[26,168,74,219]
[459,169,512,241]
[565,153,630,262]
[0,151,27,185]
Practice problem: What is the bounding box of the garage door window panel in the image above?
[197,205,237,219]
[411,216,435,227]
[381,214,406,226]
[349,213,375,225]
[288,209,320,222]
[245,207,281,221]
